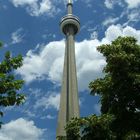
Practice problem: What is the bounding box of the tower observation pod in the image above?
[56,0,80,139]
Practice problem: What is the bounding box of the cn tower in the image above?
[56,0,80,139]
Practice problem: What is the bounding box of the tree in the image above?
[89,37,140,139]
[0,42,25,127]
[66,37,140,139]
[66,114,115,140]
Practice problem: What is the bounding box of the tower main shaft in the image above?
[57,1,80,139]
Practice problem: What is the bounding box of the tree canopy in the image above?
[0,42,25,127]
[89,37,140,139]
[66,114,115,140]
[66,37,140,140]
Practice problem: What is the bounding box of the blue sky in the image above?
[0,0,140,139]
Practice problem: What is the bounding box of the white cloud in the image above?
[34,93,60,110]
[16,39,105,91]
[127,10,140,22]
[16,25,140,91]
[11,28,24,44]
[17,88,83,117]
[16,41,65,83]
[105,25,140,43]
[40,114,56,120]
[90,31,98,39]
[76,39,105,90]
[105,25,122,41]
[118,8,140,26]
[10,0,94,16]
[10,0,60,16]
[0,118,44,140]
[104,0,124,9]
[104,0,140,25]
[104,0,115,9]
[4,89,61,119]
[123,26,140,42]
[103,17,119,26]
[10,0,37,6]
[125,0,140,8]
[46,115,55,119]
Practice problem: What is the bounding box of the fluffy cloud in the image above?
[125,0,140,8]
[16,41,65,83]
[76,39,105,90]
[16,25,140,91]
[34,93,60,110]
[105,25,122,41]
[16,39,105,91]
[10,0,60,16]
[0,118,44,140]
[105,25,140,43]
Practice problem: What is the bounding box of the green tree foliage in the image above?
[89,37,140,139]
[66,114,115,140]
[66,37,140,140]
[0,42,25,127]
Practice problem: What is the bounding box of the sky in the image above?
[0,0,140,139]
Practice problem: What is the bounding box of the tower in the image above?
[56,0,80,139]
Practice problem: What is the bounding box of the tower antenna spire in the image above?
[68,0,72,3]
[67,0,73,14]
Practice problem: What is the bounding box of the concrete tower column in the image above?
[56,0,80,139]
